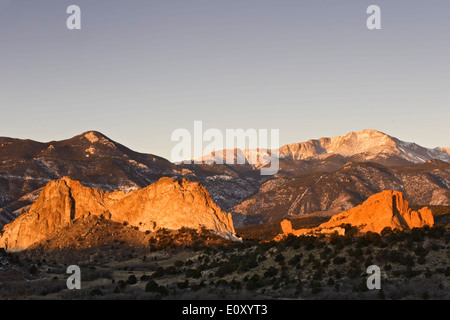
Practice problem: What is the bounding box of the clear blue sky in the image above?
[0,0,449,160]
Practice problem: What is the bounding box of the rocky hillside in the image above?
[0,177,238,251]
[0,131,265,228]
[187,129,450,172]
[278,129,450,165]
[0,131,182,208]
[318,190,434,233]
[233,160,450,223]
[279,190,434,236]
[1,129,449,229]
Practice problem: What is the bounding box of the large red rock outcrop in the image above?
[279,190,434,237]
[0,177,238,251]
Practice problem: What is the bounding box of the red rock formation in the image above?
[279,190,434,237]
[0,177,238,251]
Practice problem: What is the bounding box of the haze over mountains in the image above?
[0,129,449,229]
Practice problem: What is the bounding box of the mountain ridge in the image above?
[1,129,449,229]
[0,131,264,227]
[233,160,450,223]
[188,129,450,168]
[0,176,238,251]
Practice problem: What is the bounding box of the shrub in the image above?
[174,260,184,268]
[285,235,301,249]
[364,256,374,268]
[145,280,159,292]
[264,267,278,278]
[177,280,189,289]
[333,256,346,265]
[127,274,137,285]
[258,255,267,262]
[118,280,127,290]
[410,228,424,242]
[414,246,427,257]
[246,274,263,291]
[381,227,393,236]
[89,289,103,296]
[365,232,381,245]
[327,277,335,286]
[334,241,344,251]
[152,267,165,278]
[430,243,441,251]
[156,286,169,296]
[405,266,418,279]
[215,259,239,277]
[392,270,401,277]
[352,279,368,293]
[288,254,302,266]
[347,268,360,279]
[388,250,414,266]
[238,254,258,272]
[230,279,242,291]
[428,225,445,238]
[165,266,178,275]
[417,256,426,265]
[273,253,284,263]
[356,235,370,247]
[302,237,316,251]
[312,271,323,281]
[445,267,450,277]
[329,231,342,245]
[140,274,152,282]
[190,281,206,292]
[29,265,38,275]
[186,268,202,279]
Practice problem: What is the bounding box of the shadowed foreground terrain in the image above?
[1,221,449,300]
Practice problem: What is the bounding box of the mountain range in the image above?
[0,129,449,229]
[190,129,450,172]
[233,160,450,223]
[0,131,263,227]
[278,129,450,164]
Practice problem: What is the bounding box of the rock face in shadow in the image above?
[0,177,238,251]
[279,190,434,237]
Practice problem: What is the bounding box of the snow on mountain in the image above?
[279,129,450,164]
[188,129,450,166]
[190,148,273,168]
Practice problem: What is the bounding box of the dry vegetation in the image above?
[1,222,449,300]
[235,215,330,241]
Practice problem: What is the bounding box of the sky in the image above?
[0,0,449,161]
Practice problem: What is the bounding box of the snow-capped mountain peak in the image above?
[187,129,450,166]
[276,129,449,164]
